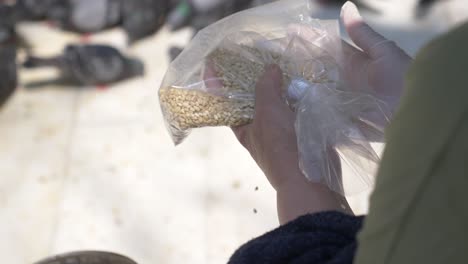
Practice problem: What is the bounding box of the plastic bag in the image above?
[159,0,391,195]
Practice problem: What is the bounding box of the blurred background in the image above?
[0,0,467,263]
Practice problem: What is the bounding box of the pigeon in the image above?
[23,44,144,86]
[45,0,122,33]
[16,0,170,42]
[0,3,17,43]
[15,0,119,33]
[168,45,184,61]
[416,0,439,18]
[0,44,17,108]
[166,0,254,60]
[33,251,138,264]
[121,0,170,43]
[167,0,253,31]
[14,0,56,21]
[15,0,122,32]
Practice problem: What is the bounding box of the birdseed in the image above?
[159,45,332,142]
[159,46,269,134]
[159,86,254,130]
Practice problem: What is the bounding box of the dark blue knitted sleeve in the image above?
[229,211,364,264]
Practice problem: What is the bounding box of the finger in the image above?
[253,64,285,118]
[232,65,286,149]
[203,59,224,93]
[341,1,393,59]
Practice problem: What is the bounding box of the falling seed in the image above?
[232,180,241,190]
[253,208,258,214]
[254,186,259,191]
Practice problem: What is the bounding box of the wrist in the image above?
[266,159,304,191]
[276,178,350,224]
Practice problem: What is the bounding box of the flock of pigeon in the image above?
[0,0,277,110]
[0,0,439,110]
[0,0,173,109]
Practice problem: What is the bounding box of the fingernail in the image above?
[341,1,362,22]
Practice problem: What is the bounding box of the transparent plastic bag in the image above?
[294,84,391,195]
[159,0,341,143]
[159,0,391,195]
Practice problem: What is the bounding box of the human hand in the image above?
[231,65,301,191]
[230,65,351,221]
[340,1,413,126]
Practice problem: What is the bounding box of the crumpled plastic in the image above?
[159,0,391,195]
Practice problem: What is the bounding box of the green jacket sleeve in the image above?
[355,22,468,264]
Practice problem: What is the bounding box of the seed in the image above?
[159,46,328,143]
[160,86,254,130]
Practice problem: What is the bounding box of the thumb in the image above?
[341,1,394,59]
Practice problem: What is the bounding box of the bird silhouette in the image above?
[24,44,144,86]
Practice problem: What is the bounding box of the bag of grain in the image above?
[159,0,391,195]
